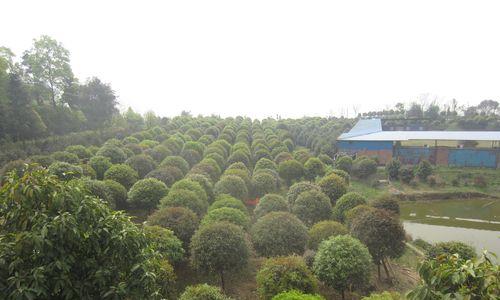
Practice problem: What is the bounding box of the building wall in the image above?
[395,147,434,164]
[337,141,393,164]
[448,149,497,168]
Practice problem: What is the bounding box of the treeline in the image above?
[362,100,500,130]
[0,36,124,141]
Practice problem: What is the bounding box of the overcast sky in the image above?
[1,1,500,118]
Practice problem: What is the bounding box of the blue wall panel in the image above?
[395,147,433,164]
[337,141,393,151]
[448,149,497,168]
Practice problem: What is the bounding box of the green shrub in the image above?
[204,152,225,170]
[304,157,325,181]
[127,178,169,210]
[1,160,27,181]
[79,163,97,178]
[160,189,208,217]
[335,156,353,173]
[160,156,190,175]
[399,166,414,184]
[344,205,376,229]
[318,154,333,166]
[318,173,347,204]
[65,145,92,159]
[227,150,251,167]
[385,159,401,180]
[426,241,476,261]
[28,155,54,167]
[143,225,184,263]
[125,154,157,178]
[272,290,325,300]
[473,175,488,188]
[190,222,249,291]
[181,148,202,167]
[48,162,83,181]
[179,284,232,300]
[274,152,293,165]
[313,235,372,297]
[327,169,350,185]
[80,178,114,208]
[190,161,221,183]
[171,179,208,203]
[103,180,128,209]
[222,167,251,189]
[183,141,205,157]
[103,164,139,190]
[52,151,79,164]
[252,172,278,197]
[209,194,248,214]
[125,143,143,155]
[332,192,367,222]
[214,175,249,200]
[251,212,308,257]
[292,190,332,226]
[200,207,250,229]
[96,145,127,164]
[352,158,377,179]
[256,256,318,300]
[287,182,321,207]
[254,158,278,172]
[147,206,199,249]
[307,221,348,250]
[416,159,433,181]
[146,145,172,163]
[362,291,402,300]
[293,149,312,165]
[278,159,304,185]
[145,166,183,187]
[89,155,112,180]
[187,173,215,203]
[254,194,289,219]
[371,197,400,215]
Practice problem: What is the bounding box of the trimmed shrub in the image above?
[187,173,215,203]
[28,155,53,167]
[147,206,199,248]
[371,197,400,215]
[179,284,232,300]
[227,150,251,167]
[96,145,127,164]
[160,156,190,175]
[252,172,278,198]
[327,169,350,185]
[416,159,433,181]
[125,143,142,155]
[332,192,367,222]
[183,141,205,157]
[65,145,92,159]
[189,161,220,183]
[214,175,248,200]
[335,156,353,173]
[127,178,168,210]
[171,179,208,203]
[304,157,325,181]
[254,158,277,172]
[89,155,112,180]
[293,149,312,165]
[274,152,293,165]
[313,235,372,297]
[292,190,332,226]
[80,178,113,208]
[254,194,288,219]
[287,182,321,207]
[181,148,202,167]
[145,166,183,187]
[204,152,225,170]
[278,159,304,185]
[160,189,208,217]
[52,151,79,164]
[272,290,324,300]
[48,162,83,181]
[318,154,333,166]
[426,241,476,261]
[190,222,249,291]
[79,164,96,178]
[125,154,157,178]
[225,161,249,173]
[307,221,348,250]
[399,166,414,184]
[256,256,318,300]
[103,164,139,190]
[344,205,376,228]
[223,168,251,190]
[352,158,377,179]
[143,225,184,263]
[209,195,248,214]
[200,207,250,229]
[251,212,308,257]
[318,173,347,204]
[103,180,128,209]
[385,159,401,181]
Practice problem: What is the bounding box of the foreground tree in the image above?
[313,235,372,300]
[179,284,232,300]
[0,166,175,299]
[190,222,249,291]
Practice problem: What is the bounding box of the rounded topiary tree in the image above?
[52,151,80,164]
[399,166,414,184]
[318,173,347,205]
[145,166,183,187]
[344,205,376,229]
[278,159,304,185]
[286,182,321,207]
[254,194,289,219]
[350,209,406,279]
[304,157,325,181]
[292,190,332,226]
[65,145,92,159]
[160,189,208,217]
[89,155,112,180]
[313,235,372,300]
[252,172,278,198]
[147,206,199,249]
[179,284,232,300]
[371,196,400,215]
[251,212,308,257]
[103,164,139,190]
[254,158,278,172]
[200,207,250,229]
[318,154,333,166]
[307,220,348,250]
[160,156,190,175]
[332,192,367,222]
[28,155,54,167]
[127,178,169,210]
[385,159,401,181]
[143,225,184,263]
[48,162,83,181]
[272,290,325,300]
[335,156,353,174]
[209,194,248,214]
[191,222,249,291]
[327,169,350,185]
[214,175,248,201]
[416,159,433,181]
[96,145,127,164]
[256,256,318,300]
[80,178,114,208]
[187,173,215,203]
[125,154,157,178]
[103,179,128,209]
[170,179,208,204]
[352,158,377,179]
[426,241,476,261]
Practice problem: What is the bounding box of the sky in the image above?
[1,0,500,119]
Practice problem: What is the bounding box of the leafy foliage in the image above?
[318,173,347,204]
[254,194,289,219]
[103,164,139,189]
[307,221,348,250]
[272,290,325,300]
[426,241,476,261]
[292,190,332,226]
[179,284,232,300]
[214,175,249,200]
[147,206,199,249]
[127,178,169,210]
[332,192,367,222]
[278,159,304,185]
[200,207,250,229]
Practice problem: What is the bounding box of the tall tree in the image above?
[22,35,73,107]
[76,77,118,129]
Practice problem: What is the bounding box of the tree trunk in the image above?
[377,262,381,280]
[382,258,391,281]
[220,270,225,292]
[341,289,345,300]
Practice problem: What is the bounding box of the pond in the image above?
[400,198,500,256]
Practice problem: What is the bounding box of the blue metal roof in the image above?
[338,119,382,139]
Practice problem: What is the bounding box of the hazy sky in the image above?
[2,1,500,118]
